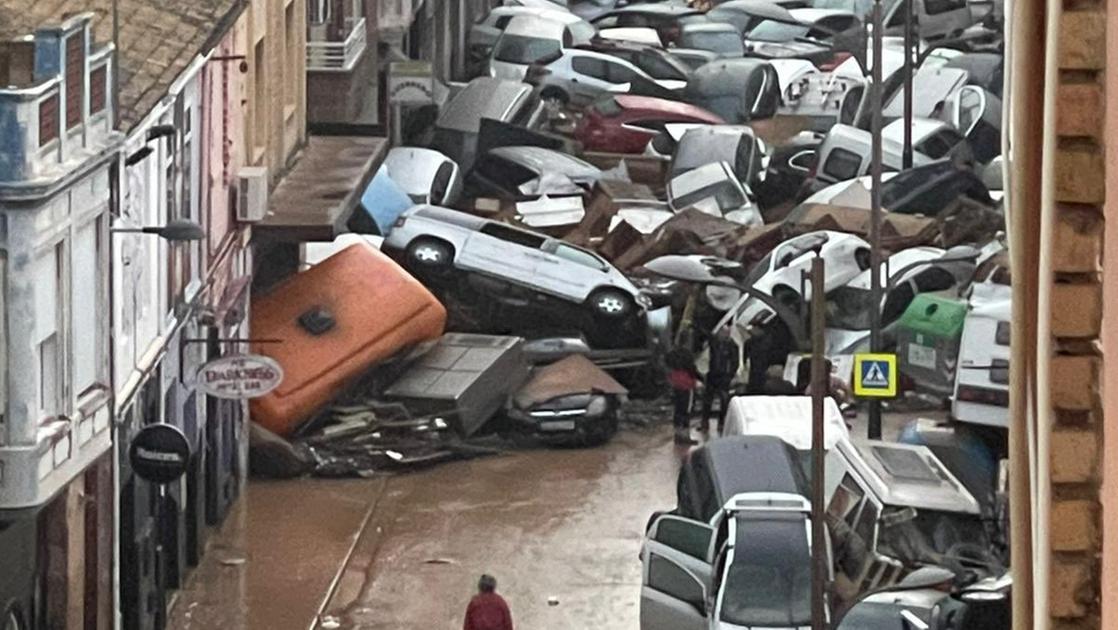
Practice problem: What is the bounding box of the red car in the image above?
[574,94,725,154]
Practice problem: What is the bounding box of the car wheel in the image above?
[579,415,619,447]
[540,87,569,106]
[407,238,453,271]
[589,289,633,319]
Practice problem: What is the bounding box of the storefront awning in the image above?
[256,136,388,242]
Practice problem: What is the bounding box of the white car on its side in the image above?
[488,13,595,80]
[715,231,871,334]
[384,205,649,319]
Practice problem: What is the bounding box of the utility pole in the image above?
[868,0,884,440]
[809,257,828,630]
[902,0,915,169]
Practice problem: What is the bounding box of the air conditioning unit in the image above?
[236,167,269,223]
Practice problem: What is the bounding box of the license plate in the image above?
[539,420,577,432]
[908,344,937,370]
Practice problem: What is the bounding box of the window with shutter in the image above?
[65,34,84,129]
[90,66,107,114]
[39,95,60,146]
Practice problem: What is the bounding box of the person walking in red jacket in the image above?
[665,345,702,445]
[464,574,514,630]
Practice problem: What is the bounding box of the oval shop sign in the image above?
[197,354,284,400]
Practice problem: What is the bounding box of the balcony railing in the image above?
[307,17,368,72]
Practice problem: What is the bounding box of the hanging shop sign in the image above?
[388,61,434,105]
[197,354,284,400]
[130,424,191,484]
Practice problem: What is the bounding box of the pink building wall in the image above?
[202,18,249,268]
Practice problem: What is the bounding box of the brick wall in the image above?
[1050,1,1106,626]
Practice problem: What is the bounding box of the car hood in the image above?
[744,40,829,58]
[490,60,530,80]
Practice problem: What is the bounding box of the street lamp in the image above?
[111,218,205,242]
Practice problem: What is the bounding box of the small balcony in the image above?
[307,17,368,72]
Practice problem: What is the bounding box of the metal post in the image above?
[902,0,915,169]
[809,257,828,630]
[868,0,884,440]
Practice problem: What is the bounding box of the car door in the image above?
[569,53,617,103]
[457,221,545,285]
[640,515,713,630]
[535,241,610,301]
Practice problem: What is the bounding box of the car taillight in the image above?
[817,51,852,72]
[957,385,1009,407]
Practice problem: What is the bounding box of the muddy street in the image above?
[168,422,682,630]
[322,424,680,630]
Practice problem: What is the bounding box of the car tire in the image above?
[579,415,619,448]
[540,87,569,106]
[406,238,453,272]
[588,289,633,319]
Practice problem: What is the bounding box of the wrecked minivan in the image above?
[827,440,999,607]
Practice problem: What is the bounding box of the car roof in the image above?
[614,94,725,122]
[787,7,856,21]
[698,435,811,501]
[844,246,944,290]
[724,395,848,451]
[409,204,491,230]
[488,146,602,176]
[436,78,532,132]
[669,161,736,196]
[681,21,739,32]
[838,439,982,514]
[504,13,575,36]
[882,117,951,143]
[599,4,703,17]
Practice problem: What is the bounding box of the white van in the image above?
[805,124,933,194]
[813,0,973,40]
[488,13,595,80]
[952,280,1010,428]
[721,395,850,501]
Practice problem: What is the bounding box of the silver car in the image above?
[384,205,649,318]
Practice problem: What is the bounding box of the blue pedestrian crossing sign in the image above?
[853,353,897,398]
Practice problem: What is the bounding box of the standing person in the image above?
[701,327,740,434]
[666,345,701,445]
[464,574,514,630]
[746,317,793,394]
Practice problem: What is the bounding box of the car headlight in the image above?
[636,293,652,308]
[586,396,609,416]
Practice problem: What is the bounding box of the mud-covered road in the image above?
[320,423,681,629]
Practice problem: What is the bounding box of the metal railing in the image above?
[307,17,367,72]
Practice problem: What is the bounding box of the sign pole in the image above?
[902,0,915,169]
[810,257,828,630]
[868,0,885,440]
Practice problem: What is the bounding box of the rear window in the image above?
[924,0,968,15]
[494,34,561,64]
[683,31,745,55]
[591,96,623,117]
[821,147,862,181]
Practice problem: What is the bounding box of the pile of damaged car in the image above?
[241,0,1012,626]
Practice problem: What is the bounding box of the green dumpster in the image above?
[895,295,968,396]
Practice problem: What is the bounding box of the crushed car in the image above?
[505,354,628,445]
[666,161,763,226]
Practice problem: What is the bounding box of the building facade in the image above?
[0,13,120,629]
[110,0,307,627]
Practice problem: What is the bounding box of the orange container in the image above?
[250,244,446,436]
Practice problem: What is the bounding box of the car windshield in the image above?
[826,286,875,330]
[748,19,811,42]
[673,179,745,211]
[494,34,561,63]
[683,31,745,55]
[720,515,812,627]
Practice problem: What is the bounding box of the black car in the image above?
[754,131,822,209]
[676,435,810,523]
